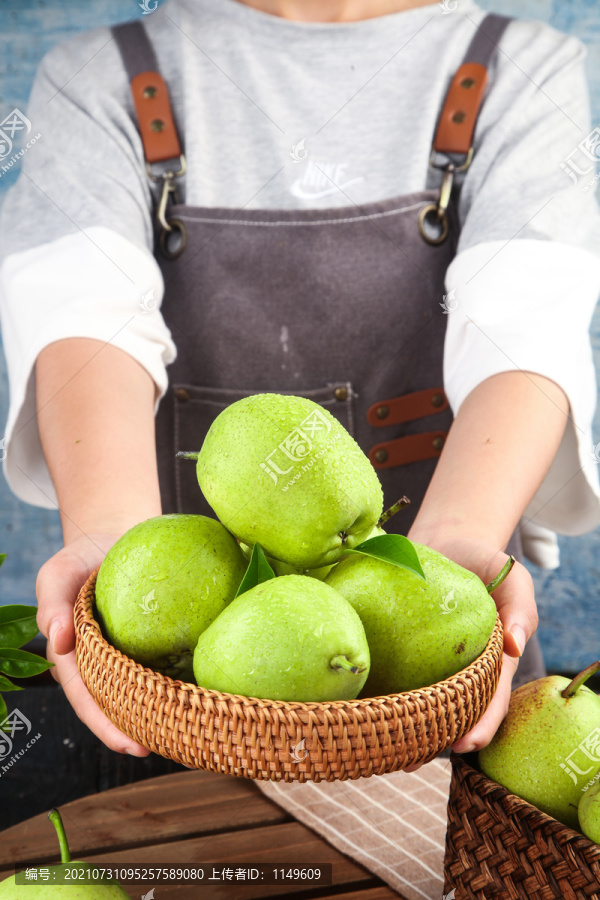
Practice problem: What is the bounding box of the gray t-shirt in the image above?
[1,0,600,566]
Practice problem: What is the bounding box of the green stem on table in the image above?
[48,809,71,864]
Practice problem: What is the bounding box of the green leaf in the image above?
[235,544,276,599]
[0,554,6,569]
[0,605,40,649]
[0,648,54,679]
[0,674,23,692]
[347,534,426,581]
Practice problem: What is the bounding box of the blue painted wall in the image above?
[0,0,598,672]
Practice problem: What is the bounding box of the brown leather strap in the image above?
[131,71,182,164]
[369,432,447,470]
[432,14,511,159]
[433,62,488,156]
[367,388,448,428]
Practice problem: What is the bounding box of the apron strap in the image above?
[419,13,512,245]
[433,14,512,161]
[112,21,184,167]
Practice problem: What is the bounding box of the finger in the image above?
[48,645,149,757]
[452,651,518,753]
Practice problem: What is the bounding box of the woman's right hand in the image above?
[36,532,150,756]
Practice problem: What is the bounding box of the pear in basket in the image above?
[479,662,600,830]
[579,778,600,843]
[178,393,383,570]
[95,514,246,682]
[193,575,370,702]
[326,542,504,694]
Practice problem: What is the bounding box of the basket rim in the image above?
[449,750,600,859]
[76,567,503,714]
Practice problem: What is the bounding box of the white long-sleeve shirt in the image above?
[1,0,599,567]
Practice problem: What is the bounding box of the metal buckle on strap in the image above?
[145,155,188,258]
[429,147,474,174]
[419,148,474,246]
[418,165,453,246]
[145,155,187,182]
[146,155,187,230]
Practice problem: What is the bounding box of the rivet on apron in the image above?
[452,111,467,124]
[375,448,389,464]
[460,77,476,89]
[151,118,165,132]
[432,436,445,451]
[431,393,445,408]
[143,85,158,99]
[334,386,348,401]
[376,405,390,420]
[175,388,190,402]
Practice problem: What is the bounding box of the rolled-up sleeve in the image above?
[0,30,177,508]
[442,21,600,566]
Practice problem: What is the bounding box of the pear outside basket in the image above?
[444,752,600,899]
[75,569,503,782]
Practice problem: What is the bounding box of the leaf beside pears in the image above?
[235,543,276,599]
[0,648,54,679]
[0,605,40,649]
[346,534,426,581]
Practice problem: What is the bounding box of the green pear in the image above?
[479,662,600,831]
[95,514,246,682]
[579,778,600,843]
[325,542,497,694]
[193,574,370,702]
[0,808,129,897]
[190,393,383,569]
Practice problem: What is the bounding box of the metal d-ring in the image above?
[418,204,450,245]
[159,217,188,260]
[419,161,455,245]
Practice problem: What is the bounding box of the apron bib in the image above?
[113,12,545,685]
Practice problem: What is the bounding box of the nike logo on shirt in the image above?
[290,159,364,199]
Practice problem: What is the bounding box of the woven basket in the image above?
[75,569,503,782]
[444,753,600,899]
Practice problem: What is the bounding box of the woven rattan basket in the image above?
[444,752,600,899]
[75,569,503,782]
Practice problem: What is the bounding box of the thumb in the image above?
[36,556,88,656]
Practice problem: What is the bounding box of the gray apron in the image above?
[113,13,545,687]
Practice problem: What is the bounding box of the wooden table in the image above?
[0,768,406,899]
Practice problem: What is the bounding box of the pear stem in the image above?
[330,655,367,675]
[48,809,71,864]
[176,451,199,461]
[378,496,411,528]
[486,556,515,594]
[561,661,600,699]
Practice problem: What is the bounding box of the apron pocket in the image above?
[172,382,355,516]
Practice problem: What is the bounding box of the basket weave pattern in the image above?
[444,753,600,899]
[75,569,503,782]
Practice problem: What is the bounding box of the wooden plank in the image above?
[0,822,385,899]
[0,770,292,866]
[1,683,193,831]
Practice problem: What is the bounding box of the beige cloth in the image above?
[256,758,452,900]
